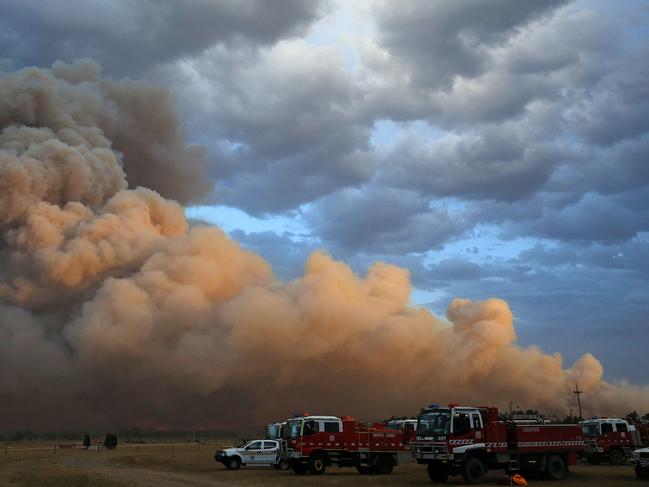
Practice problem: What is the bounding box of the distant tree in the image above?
[104,433,118,450]
[12,431,24,442]
[83,434,91,449]
[627,411,640,423]
[643,413,649,421]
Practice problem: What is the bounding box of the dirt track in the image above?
[0,443,643,486]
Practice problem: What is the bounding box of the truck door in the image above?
[471,413,484,442]
[241,441,264,465]
[452,411,474,443]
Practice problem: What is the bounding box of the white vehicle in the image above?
[633,447,649,479]
[214,439,288,470]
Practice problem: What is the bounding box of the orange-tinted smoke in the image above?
[1,61,648,431]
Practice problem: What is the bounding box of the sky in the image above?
[1,0,648,389]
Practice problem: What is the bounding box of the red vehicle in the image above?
[580,418,642,464]
[282,414,409,475]
[411,404,585,484]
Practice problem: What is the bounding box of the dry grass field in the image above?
[0,442,642,486]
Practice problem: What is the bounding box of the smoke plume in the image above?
[1,61,647,431]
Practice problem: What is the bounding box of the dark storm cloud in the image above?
[378,126,564,202]
[519,189,649,243]
[0,0,327,74]
[373,0,571,88]
[163,40,374,214]
[305,185,468,255]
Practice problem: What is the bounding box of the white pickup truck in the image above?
[214,439,288,470]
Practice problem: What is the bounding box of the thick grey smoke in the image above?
[1,61,648,432]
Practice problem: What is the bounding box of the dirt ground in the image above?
[0,442,643,486]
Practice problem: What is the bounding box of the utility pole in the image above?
[573,383,583,420]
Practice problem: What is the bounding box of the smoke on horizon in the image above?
[1,60,647,432]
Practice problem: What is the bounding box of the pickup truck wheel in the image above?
[545,454,566,480]
[274,459,289,470]
[462,456,485,484]
[609,448,625,465]
[290,461,308,475]
[225,456,241,470]
[427,462,449,483]
[308,453,327,475]
[375,454,394,475]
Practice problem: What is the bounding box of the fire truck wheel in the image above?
[225,456,241,470]
[427,462,450,483]
[545,455,567,480]
[290,461,308,475]
[375,454,394,475]
[462,456,485,484]
[356,465,375,475]
[308,453,327,475]
[609,448,625,465]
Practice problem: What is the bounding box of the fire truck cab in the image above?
[580,418,641,465]
[265,421,286,440]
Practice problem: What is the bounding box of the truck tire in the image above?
[609,448,625,465]
[427,462,450,483]
[308,453,327,475]
[356,465,374,474]
[290,461,308,475]
[274,458,289,470]
[462,456,485,484]
[375,454,394,475]
[225,456,241,470]
[545,454,567,480]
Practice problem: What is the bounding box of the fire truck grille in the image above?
[411,441,448,455]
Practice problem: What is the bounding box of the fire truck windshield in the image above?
[581,422,599,437]
[417,409,451,436]
[286,420,303,438]
[266,424,279,439]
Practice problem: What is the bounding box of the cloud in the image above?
[305,185,469,255]
[0,0,328,75]
[373,0,571,89]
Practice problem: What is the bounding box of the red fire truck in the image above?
[411,404,585,484]
[580,417,642,464]
[282,414,409,475]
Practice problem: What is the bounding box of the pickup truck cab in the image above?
[214,439,288,470]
